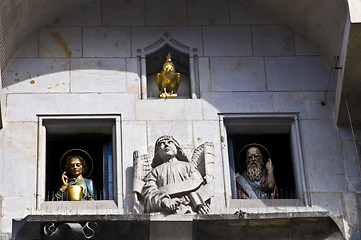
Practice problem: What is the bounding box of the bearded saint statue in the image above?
[235,147,278,199]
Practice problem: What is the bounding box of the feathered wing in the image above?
[174,73,181,91]
[156,73,164,92]
[191,142,215,184]
[133,150,152,213]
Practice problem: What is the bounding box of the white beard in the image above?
[247,163,263,182]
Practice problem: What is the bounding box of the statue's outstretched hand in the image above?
[266,159,274,172]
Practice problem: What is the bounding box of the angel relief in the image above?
[133,136,215,214]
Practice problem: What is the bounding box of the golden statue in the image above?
[156,53,181,99]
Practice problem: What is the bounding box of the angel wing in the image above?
[191,142,215,184]
[133,150,152,213]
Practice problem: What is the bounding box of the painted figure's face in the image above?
[247,147,263,166]
[157,138,178,162]
[68,158,83,178]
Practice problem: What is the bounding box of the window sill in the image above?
[230,199,305,208]
[39,200,120,214]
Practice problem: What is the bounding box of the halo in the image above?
[59,149,94,178]
[236,143,271,171]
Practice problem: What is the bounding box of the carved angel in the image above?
[133,136,214,214]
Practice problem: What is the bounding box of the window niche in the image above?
[36,115,121,209]
[137,32,199,99]
[219,114,310,207]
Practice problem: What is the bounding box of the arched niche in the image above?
[137,32,198,99]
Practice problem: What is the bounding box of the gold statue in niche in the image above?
[156,53,181,99]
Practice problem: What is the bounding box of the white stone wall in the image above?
[0,0,356,237]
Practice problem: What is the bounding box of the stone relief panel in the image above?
[133,135,214,214]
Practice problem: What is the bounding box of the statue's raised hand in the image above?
[266,159,274,172]
[60,171,69,191]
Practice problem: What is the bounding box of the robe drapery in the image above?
[236,169,278,199]
[142,159,204,213]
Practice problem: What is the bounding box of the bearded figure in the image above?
[236,147,278,199]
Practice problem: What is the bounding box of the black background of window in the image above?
[45,134,111,201]
[230,133,296,199]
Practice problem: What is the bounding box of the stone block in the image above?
[6,93,136,122]
[135,99,203,121]
[3,58,69,93]
[126,58,140,94]
[70,58,127,92]
[198,57,211,94]
[0,122,38,196]
[102,0,145,26]
[150,221,192,240]
[294,33,318,56]
[1,196,36,233]
[266,56,334,91]
[300,120,347,192]
[348,177,361,193]
[146,121,194,150]
[145,0,187,26]
[252,25,294,56]
[122,121,147,189]
[209,57,265,91]
[203,27,252,57]
[201,92,334,120]
[249,227,291,239]
[341,141,360,177]
[39,27,82,57]
[188,0,229,25]
[52,0,101,26]
[342,193,359,225]
[83,27,131,57]
[339,126,361,141]
[14,34,38,58]
[310,192,343,216]
[131,27,203,57]
[229,0,282,25]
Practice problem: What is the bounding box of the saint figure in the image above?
[236,147,278,199]
[53,155,95,201]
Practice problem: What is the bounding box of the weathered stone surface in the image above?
[203,27,252,57]
[0,123,37,196]
[145,0,187,26]
[266,56,334,91]
[188,0,229,25]
[229,0,282,25]
[70,58,127,93]
[126,58,140,94]
[6,93,136,122]
[14,34,38,58]
[51,0,101,27]
[209,57,265,91]
[102,0,144,26]
[135,99,203,121]
[294,33,318,56]
[201,92,334,120]
[39,27,82,57]
[252,25,294,56]
[83,27,131,57]
[3,58,69,93]
[300,120,347,192]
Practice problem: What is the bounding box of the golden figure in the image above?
[53,149,95,201]
[156,53,181,99]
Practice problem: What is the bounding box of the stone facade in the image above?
[0,0,360,239]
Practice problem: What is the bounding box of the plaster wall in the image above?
[0,0,358,239]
